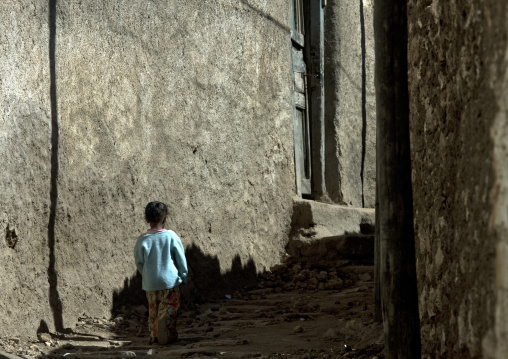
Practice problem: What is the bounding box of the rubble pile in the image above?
[251,254,373,295]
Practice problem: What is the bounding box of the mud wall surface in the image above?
[0,0,295,337]
[408,1,508,358]
[323,0,376,208]
[0,0,53,339]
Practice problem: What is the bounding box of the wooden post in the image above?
[374,0,421,358]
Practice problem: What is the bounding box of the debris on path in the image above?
[1,258,383,359]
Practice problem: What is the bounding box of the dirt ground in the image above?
[0,259,384,359]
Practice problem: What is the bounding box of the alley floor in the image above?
[0,260,384,359]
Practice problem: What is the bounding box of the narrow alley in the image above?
[0,256,382,359]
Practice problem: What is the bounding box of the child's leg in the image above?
[156,287,181,345]
[146,291,160,343]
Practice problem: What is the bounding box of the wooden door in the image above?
[291,0,312,196]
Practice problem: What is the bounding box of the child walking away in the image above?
[134,201,189,345]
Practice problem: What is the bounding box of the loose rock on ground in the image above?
[1,257,383,359]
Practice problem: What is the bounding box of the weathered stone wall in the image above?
[324,0,376,208]
[490,10,508,359]
[0,0,295,337]
[408,1,508,357]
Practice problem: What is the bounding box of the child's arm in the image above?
[133,239,145,274]
[170,232,189,283]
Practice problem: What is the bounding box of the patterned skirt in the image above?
[146,286,180,344]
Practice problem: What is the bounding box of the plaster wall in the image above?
[323,0,376,208]
[408,1,507,357]
[0,0,53,338]
[0,0,295,337]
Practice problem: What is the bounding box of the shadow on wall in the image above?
[47,0,64,333]
[111,243,258,317]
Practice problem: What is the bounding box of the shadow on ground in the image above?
[27,235,384,359]
[110,243,259,320]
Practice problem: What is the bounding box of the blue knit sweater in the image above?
[134,229,189,291]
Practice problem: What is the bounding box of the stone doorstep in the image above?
[289,199,375,265]
[291,198,375,239]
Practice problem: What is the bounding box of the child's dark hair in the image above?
[145,201,168,223]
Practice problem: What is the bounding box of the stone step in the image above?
[288,198,375,266]
[291,198,375,238]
